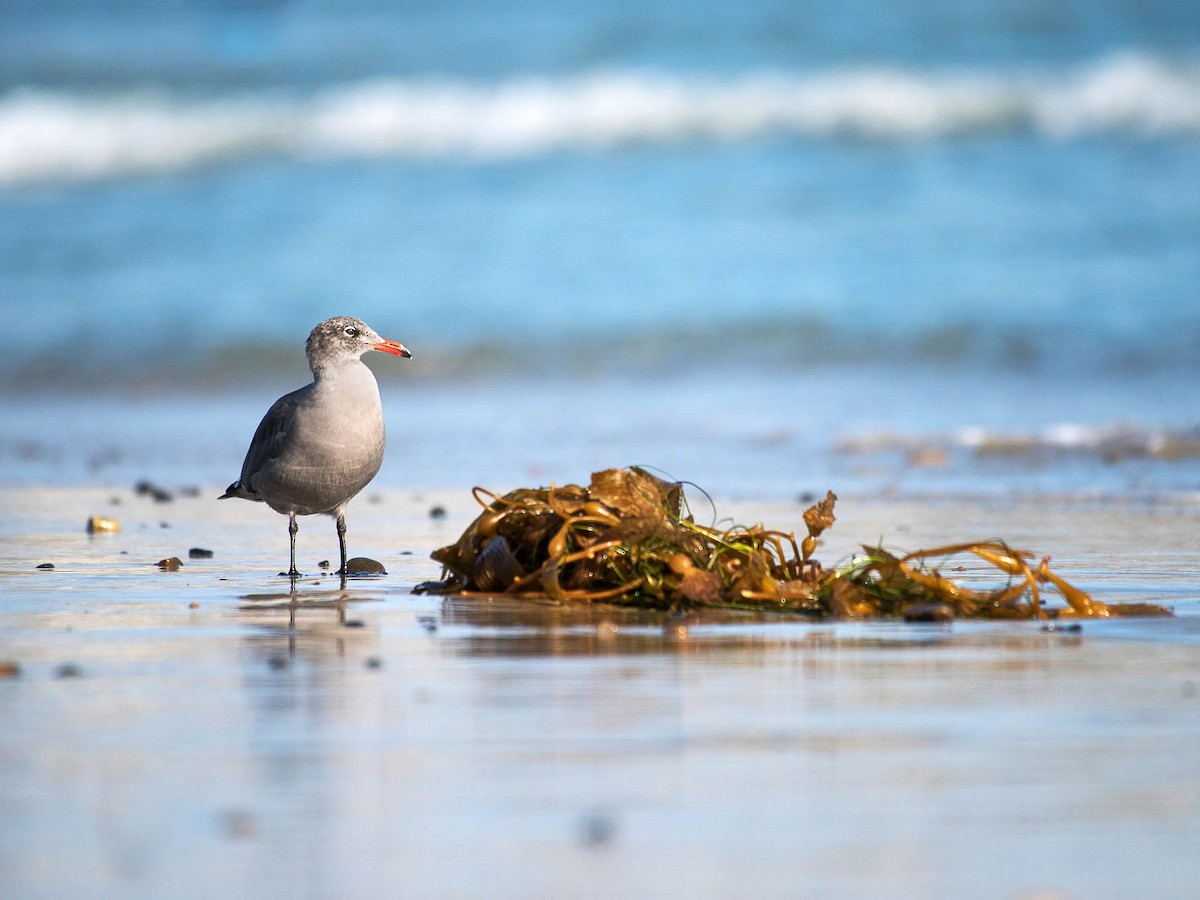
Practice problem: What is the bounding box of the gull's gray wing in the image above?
[218,385,309,501]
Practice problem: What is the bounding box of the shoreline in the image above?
[4,484,1198,621]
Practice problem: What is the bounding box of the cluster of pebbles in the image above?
[39,480,392,578]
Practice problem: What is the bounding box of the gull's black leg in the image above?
[336,514,348,587]
[287,513,301,581]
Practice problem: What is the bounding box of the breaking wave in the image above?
[2,51,1199,184]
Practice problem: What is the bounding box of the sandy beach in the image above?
[2,484,1198,899]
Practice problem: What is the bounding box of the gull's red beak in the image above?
[372,339,412,359]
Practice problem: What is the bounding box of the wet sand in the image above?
[2,485,1199,899]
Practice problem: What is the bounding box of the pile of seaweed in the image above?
[415,467,1169,619]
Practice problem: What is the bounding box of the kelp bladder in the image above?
[415,467,1170,620]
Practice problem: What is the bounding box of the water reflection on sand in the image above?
[196,592,1199,898]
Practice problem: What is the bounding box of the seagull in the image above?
[220,316,411,582]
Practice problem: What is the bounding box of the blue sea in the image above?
[1,0,1198,498]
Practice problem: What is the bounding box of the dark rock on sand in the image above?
[188,548,214,559]
[413,578,458,594]
[36,563,54,570]
[55,663,82,679]
[904,601,955,623]
[579,811,617,848]
[136,482,175,504]
[344,556,386,576]
[220,809,258,840]
[0,661,20,679]
[1041,622,1083,634]
[156,557,183,571]
[135,480,175,503]
[429,505,447,519]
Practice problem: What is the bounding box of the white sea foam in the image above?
[2,52,1198,184]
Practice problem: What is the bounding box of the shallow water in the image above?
[1,486,1198,899]
[4,363,1200,501]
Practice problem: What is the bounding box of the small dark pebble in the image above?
[344,556,386,576]
[0,661,21,679]
[188,548,214,559]
[266,655,289,670]
[579,812,617,848]
[904,601,955,623]
[318,559,331,569]
[429,505,447,519]
[1041,622,1083,634]
[413,579,456,594]
[343,619,366,628]
[55,663,83,679]
[135,480,175,503]
[220,809,257,839]
[159,522,171,529]
[365,657,384,670]
[157,557,183,571]
[36,562,55,570]
[797,492,816,505]
[401,550,414,556]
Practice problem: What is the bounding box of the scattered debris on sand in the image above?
[86,516,120,534]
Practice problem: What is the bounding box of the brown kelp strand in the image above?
[414,468,1170,619]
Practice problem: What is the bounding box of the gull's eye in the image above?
[343,325,359,337]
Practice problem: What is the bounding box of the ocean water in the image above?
[1,0,1198,496]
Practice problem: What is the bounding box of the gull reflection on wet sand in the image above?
[238,583,387,660]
